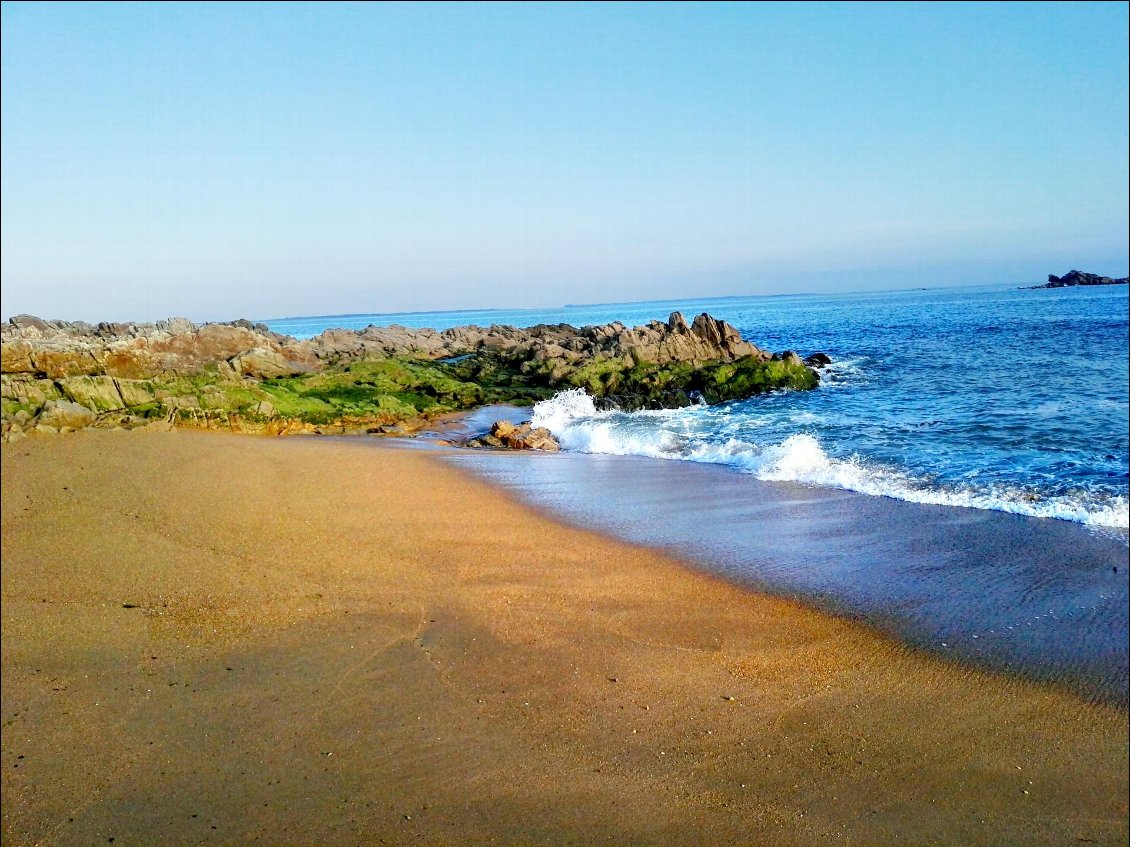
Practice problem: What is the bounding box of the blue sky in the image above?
[2,1,1127,322]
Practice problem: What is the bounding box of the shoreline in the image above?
[2,430,1127,845]
[440,443,1129,708]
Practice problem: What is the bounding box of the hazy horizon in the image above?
[3,2,1128,323]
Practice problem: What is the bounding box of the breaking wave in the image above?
[530,389,1130,531]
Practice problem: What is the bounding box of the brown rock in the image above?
[114,379,156,407]
[9,315,53,333]
[0,340,37,373]
[489,420,560,451]
[37,400,97,430]
[57,375,125,411]
[32,348,105,379]
[491,420,518,439]
[229,347,314,379]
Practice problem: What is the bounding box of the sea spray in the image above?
[530,387,598,431]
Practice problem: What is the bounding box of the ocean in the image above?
[268,282,1129,703]
[268,282,1128,534]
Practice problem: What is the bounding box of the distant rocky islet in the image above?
[1025,269,1128,289]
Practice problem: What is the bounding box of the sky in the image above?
[1,1,1127,322]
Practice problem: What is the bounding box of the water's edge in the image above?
[404,440,1129,708]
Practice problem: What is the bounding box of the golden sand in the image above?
[2,430,1126,845]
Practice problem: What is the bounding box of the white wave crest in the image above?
[531,388,598,431]
[817,357,870,388]
[529,390,1130,531]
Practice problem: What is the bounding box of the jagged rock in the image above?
[1,309,818,436]
[1029,270,1129,289]
[1,316,321,381]
[303,310,765,372]
[10,315,53,333]
[37,399,96,430]
[97,321,132,338]
[2,309,767,386]
[489,420,560,451]
[157,316,197,335]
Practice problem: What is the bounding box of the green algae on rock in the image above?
[0,311,825,441]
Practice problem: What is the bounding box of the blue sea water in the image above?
[268,283,1129,534]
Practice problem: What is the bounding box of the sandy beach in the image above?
[1,430,1127,846]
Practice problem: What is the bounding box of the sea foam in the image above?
[530,389,1130,531]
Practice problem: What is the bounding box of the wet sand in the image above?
[452,448,1130,706]
[2,430,1127,846]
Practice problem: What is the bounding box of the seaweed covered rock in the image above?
[591,353,819,411]
[1,310,822,438]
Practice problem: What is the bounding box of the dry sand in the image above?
[1,430,1126,846]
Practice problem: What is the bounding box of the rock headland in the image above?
[1,311,826,445]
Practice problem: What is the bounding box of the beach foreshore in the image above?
[2,431,1127,846]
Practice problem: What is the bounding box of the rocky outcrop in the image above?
[1027,270,1129,289]
[306,310,765,376]
[1,310,767,382]
[0,316,318,380]
[2,310,822,441]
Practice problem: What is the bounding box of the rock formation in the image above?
[1,311,822,442]
[462,420,561,451]
[1027,270,1128,289]
[1,315,318,379]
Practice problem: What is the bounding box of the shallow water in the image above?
[445,449,1129,707]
